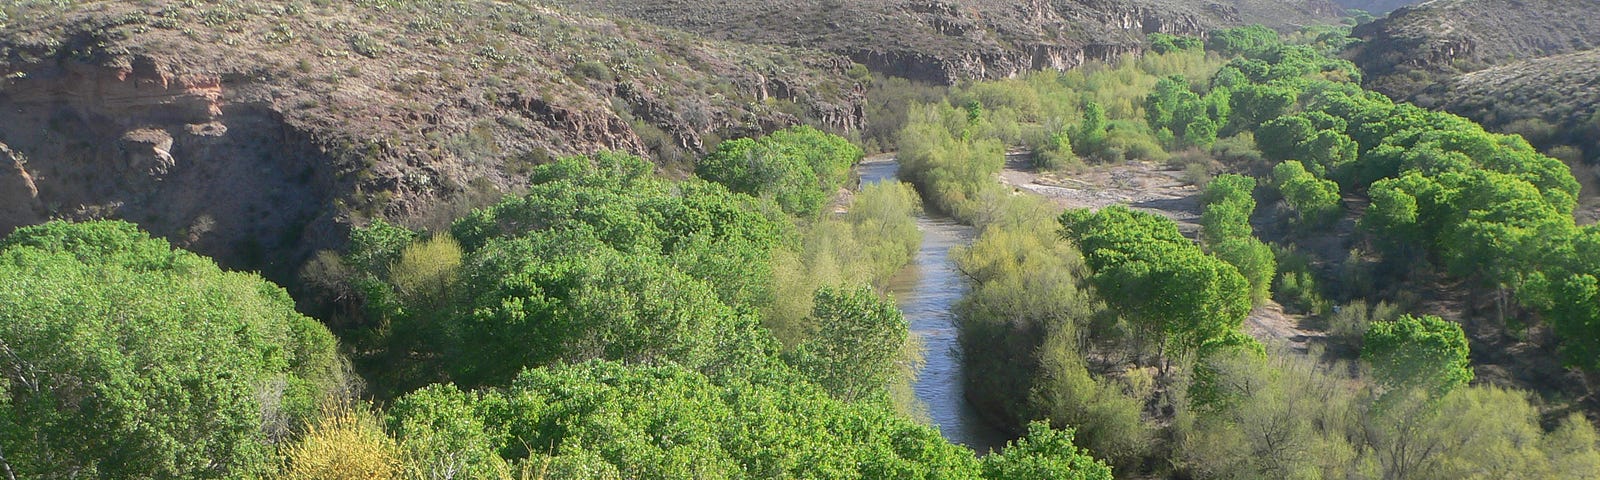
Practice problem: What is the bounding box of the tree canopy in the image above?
[0,221,346,478]
[1059,206,1254,355]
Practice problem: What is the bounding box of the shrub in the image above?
[278,405,400,480]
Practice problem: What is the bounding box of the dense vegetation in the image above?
[0,221,348,478]
[7,6,1600,477]
[894,26,1600,477]
[1,123,1119,477]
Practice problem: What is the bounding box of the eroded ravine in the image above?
[858,158,1009,454]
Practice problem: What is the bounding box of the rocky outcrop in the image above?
[1332,0,1421,14]
[0,55,337,278]
[117,128,176,179]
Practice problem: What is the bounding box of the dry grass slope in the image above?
[547,0,1344,84]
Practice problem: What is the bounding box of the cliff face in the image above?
[0,1,865,280]
[0,55,341,276]
[549,0,1343,84]
[1349,0,1600,98]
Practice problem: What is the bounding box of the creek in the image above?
[858,158,1009,454]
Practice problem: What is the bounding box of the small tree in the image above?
[982,422,1114,480]
[786,286,909,401]
[1362,314,1473,397]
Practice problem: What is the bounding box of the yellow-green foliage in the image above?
[279,405,400,480]
[950,196,1154,466]
[947,49,1224,144]
[388,233,463,308]
[846,181,926,285]
[766,181,924,345]
[894,50,1228,222]
[896,102,1008,222]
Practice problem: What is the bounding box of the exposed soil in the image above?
[998,155,1204,236]
[1245,301,1322,353]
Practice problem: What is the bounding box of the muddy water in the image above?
[858,159,1009,454]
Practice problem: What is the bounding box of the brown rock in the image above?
[118,128,176,178]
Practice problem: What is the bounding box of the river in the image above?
[858,158,1009,454]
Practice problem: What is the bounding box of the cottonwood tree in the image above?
[0,221,346,479]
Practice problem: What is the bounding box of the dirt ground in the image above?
[998,155,1205,237]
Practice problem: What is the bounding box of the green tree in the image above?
[1206,25,1279,57]
[1146,75,1196,132]
[1059,206,1252,360]
[449,234,775,387]
[785,286,910,402]
[349,152,790,392]
[385,384,505,479]
[1198,174,1274,304]
[1272,160,1342,228]
[387,362,989,479]
[1149,33,1202,54]
[1199,173,1258,244]
[1213,237,1276,305]
[696,126,864,217]
[983,422,1114,480]
[1362,314,1473,396]
[0,221,345,479]
[1074,101,1109,159]
[1524,271,1600,370]
[1229,83,1298,132]
[1257,115,1314,162]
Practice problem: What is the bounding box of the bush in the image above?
[983,422,1114,480]
[387,233,462,309]
[386,362,988,479]
[1326,300,1399,348]
[278,405,400,480]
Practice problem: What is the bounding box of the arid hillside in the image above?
[0,0,865,281]
[1332,0,1420,14]
[1420,48,1600,160]
[549,0,1344,84]
[1349,0,1600,98]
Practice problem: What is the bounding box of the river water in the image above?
[858,159,1009,454]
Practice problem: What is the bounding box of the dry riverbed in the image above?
[998,155,1204,238]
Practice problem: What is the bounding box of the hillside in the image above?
[0,0,865,280]
[1421,49,1600,157]
[1418,48,1600,222]
[547,0,1344,84]
[1349,0,1600,98]
[1332,0,1419,14]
